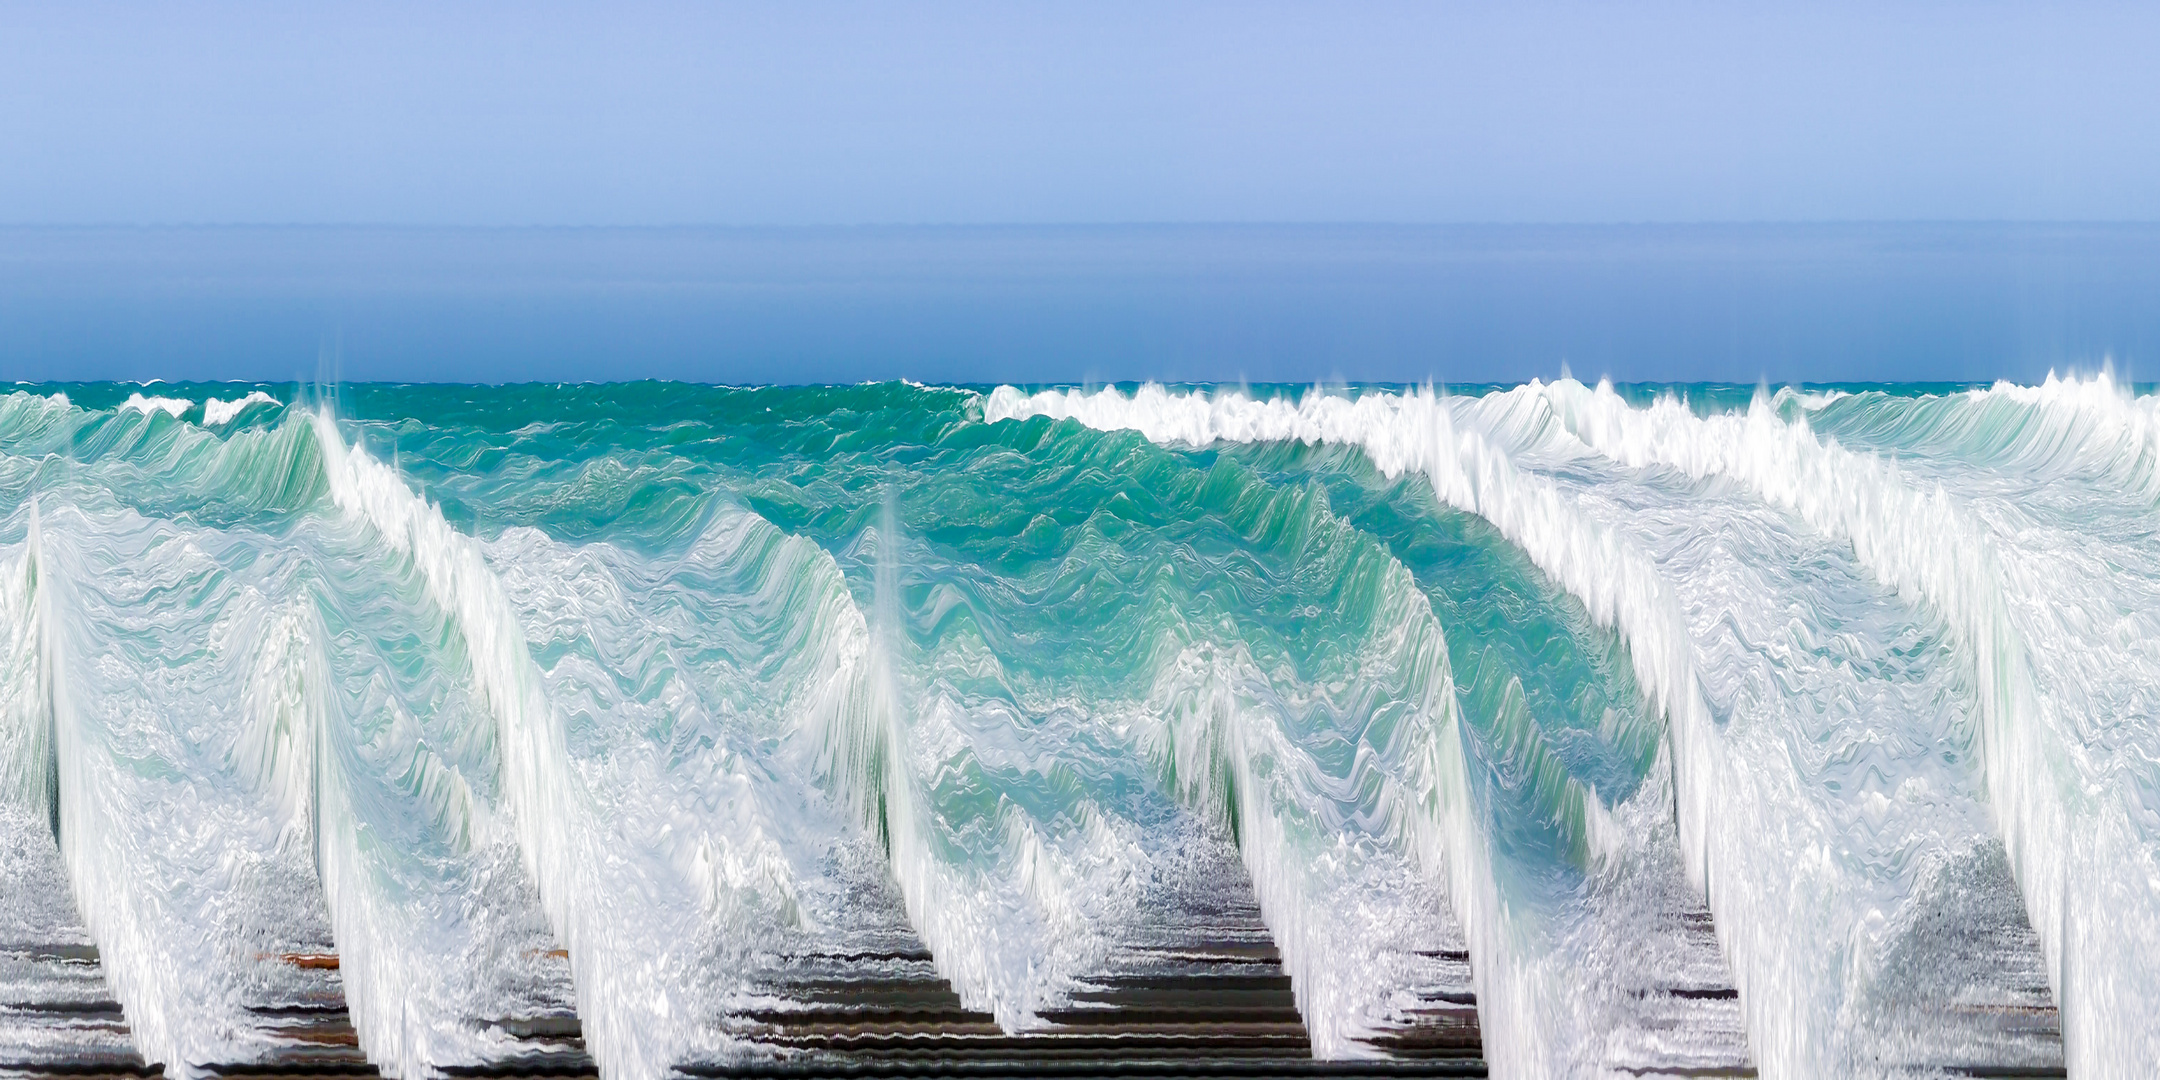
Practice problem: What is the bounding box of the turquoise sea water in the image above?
[3,378,2156,1078]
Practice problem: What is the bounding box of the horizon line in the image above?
[5,218,2160,232]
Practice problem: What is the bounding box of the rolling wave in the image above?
[0,377,2142,1078]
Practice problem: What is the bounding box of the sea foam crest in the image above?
[118,393,191,420]
[204,392,280,427]
[1838,369,2160,502]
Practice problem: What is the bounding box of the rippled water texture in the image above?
[3,376,2150,1078]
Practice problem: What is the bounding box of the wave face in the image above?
[5,377,2149,1078]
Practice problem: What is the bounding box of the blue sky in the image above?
[3,3,2157,385]
[5,1,2158,226]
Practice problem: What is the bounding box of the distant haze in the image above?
[3,224,2154,384]
[3,2,2158,226]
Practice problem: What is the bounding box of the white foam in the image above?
[117,393,191,419]
[203,392,278,426]
[0,529,49,823]
[314,411,1046,1075]
[806,508,1165,1030]
[311,411,629,1069]
[21,498,342,1077]
[1767,387,1849,412]
[989,385,1698,1074]
[1130,581,1502,1058]
[289,517,574,1079]
[486,508,912,1070]
[988,385,1722,880]
[1529,373,2158,1075]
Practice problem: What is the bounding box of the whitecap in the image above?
[203,392,278,426]
[118,393,191,419]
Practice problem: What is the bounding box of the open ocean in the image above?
[4,223,2158,386]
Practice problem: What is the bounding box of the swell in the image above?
[487,494,933,1068]
[346,384,1417,1048]
[322,396,1176,1068]
[357,386,1519,1060]
[1,395,572,1078]
[1229,438,1728,1059]
[317,408,935,1077]
[12,494,336,1077]
[1113,469,1481,1057]
[0,389,323,520]
[980,390,1684,1071]
[986,386,1713,878]
[817,500,1099,1031]
[302,512,578,1079]
[246,410,579,1080]
[0,398,355,1075]
[312,410,641,1071]
[317,393,1198,1067]
[829,417,1490,1057]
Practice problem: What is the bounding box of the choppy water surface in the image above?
[4,376,2150,1077]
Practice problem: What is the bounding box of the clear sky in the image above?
[5,4,2158,385]
[5,1,2159,226]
